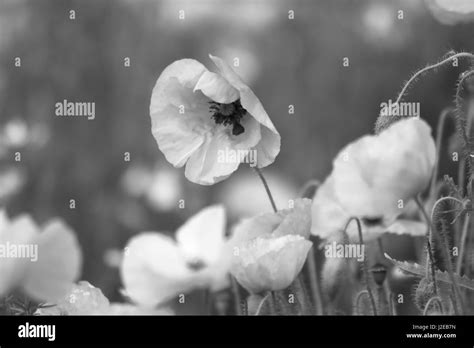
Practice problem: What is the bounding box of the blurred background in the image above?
[0,0,473,313]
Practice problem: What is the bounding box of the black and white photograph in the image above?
[1,0,474,346]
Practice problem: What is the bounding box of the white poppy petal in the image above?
[253,126,281,168]
[121,233,196,306]
[194,71,239,104]
[231,235,312,294]
[184,135,239,185]
[208,55,278,133]
[332,118,435,218]
[273,198,312,238]
[150,59,213,168]
[427,0,474,24]
[0,214,40,296]
[311,177,350,239]
[176,205,226,266]
[385,219,427,237]
[22,219,82,302]
[208,54,280,167]
[230,212,282,245]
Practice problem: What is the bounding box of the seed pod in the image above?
[370,263,387,286]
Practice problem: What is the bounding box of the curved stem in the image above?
[344,217,377,315]
[253,167,277,213]
[430,197,465,314]
[423,296,444,315]
[254,293,270,316]
[354,290,373,315]
[396,52,474,104]
[415,196,438,294]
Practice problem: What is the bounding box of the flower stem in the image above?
[430,108,453,197]
[429,196,466,314]
[230,276,244,315]
[396,52,474,104]
[345,217,377,315]
[253,167,278,212]
[306,246,324,315]
[423,296,443,315]
[415,196,438,294]
[457,213,470,275]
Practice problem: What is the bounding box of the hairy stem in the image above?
[396,52,474,104]
[423,296,443,315]
[415,196,438,294]
[457,213,470,275]
[344,217,377,315]
[430,108,453,197]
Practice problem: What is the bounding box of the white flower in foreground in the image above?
[229,199,313,294]
[121,205,229,307]
[0,211,82,302]
[150,55,280,185]
[36,281,172,315]
[311,118,435,241]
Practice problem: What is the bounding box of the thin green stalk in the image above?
[396,52,474,104]
[423,296,443,315]
[354,290,370,315]
[430,108,453,197]
[430,197,465,314]
[254,167,278,213]
[457,213,470,275]
[415,196,438,294]
[344,217,377,315]
[231,276,244,315]
[254,293,271,316]
[306,246,324,315]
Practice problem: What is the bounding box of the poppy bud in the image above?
[370,263,387,286]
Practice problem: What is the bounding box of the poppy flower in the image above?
[35,281,172,315]
[427,0,474,25]
[120,205,230,307]
[149,55,280,185]
[0,211,82,302]
[229,199,313,294]
[311,118,435,241]
[311,176,427,241]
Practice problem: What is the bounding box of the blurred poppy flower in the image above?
[0,211,82,302]
[426,0,474,25]
[311,176,427,241]
[121,205,230,306]
[229,199,313,294]
[150,55,280,185]
[36,281,172,315]
[311,118,435,240]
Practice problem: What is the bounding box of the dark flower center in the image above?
[361,216,384,226]
[209,99,247,136]
[187,259,206,271]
